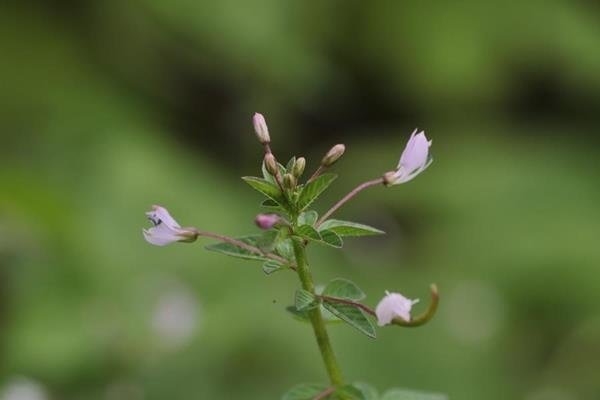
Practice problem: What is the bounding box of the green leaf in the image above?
[286,156,297,171]
[297,173,337,211]
[257,229,280,252]
[242,176,288,208]
[286,304,341,324]
[205,235,268,261]
[261,198,284,211]
[295,289,317,311]
[318,220,385,237]
[295,225,322,241]
[262,261,283,275]
[381,389,448,400]
[282,383,329,400]
[276,239,295,262]
[322,279,366,301]
[322,301,376,338]
[353,383,379,400]
[335,385,366,400]
[298,210,318,226]
[319,229,343,248]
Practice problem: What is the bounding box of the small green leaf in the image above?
[262,261,283,275]
[335,385,366,400]
[276,239,295,261]
[257,229,280,252]
[319,229,343,248]
[352,383,379,400]
[286,156,296,171]
[381,389,448,400]
[286,304,341,324]
[318,220,385,237]
[297,173,337,211]
[298,210,318,226]
[261,198,284,211]
[242,176,288,209]
[295,225,322,241]
[205,235,268,261]
[282,383,328,400]
[295,289,317,311]
[322,279,366,301]
[322,301,376,338]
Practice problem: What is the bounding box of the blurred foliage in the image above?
[1,1,599,399]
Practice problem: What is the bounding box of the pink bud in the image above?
[254,213,280,230]
[252,112,270,144]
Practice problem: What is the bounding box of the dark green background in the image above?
[1,1,599,399]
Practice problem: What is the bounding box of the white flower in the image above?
[384,129,432,185]
[143,205,197,246]
[375,291,420,326]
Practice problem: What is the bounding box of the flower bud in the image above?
[283,173,296,190]
[292,157,306,177]
[321,144,345,167]
[255,213,280,230]
[264,153,279,177]
[252,112,270,144]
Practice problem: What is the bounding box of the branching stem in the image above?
[316,177,384,227]
[196,230,294,269]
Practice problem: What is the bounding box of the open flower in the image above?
[375,291,420,326]
[383,129,432,185]
[143,205,198,246]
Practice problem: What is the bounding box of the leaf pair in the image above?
[292,279,376,339]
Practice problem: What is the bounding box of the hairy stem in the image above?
[316,177,384,227]
[291,239,344,387]
[307,165,326,183]
[196,230,294,269]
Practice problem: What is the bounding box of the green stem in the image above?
[291,239,344,387]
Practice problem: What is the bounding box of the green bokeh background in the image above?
[1,1,599,399]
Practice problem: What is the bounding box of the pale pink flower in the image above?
[252,112,270,144]
[254,213,280,230]
[384,129,432,185]
[375,291,420,326]
[143,205,197,246]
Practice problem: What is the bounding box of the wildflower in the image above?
[253,112,270,144]
[321,144,345,167]
[383,130,432,185]
[255,213,280,230]
[375,291,420,326]
[143,205,197,246]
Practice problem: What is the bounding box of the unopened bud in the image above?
[253,112,270,144]
[321,144,345,167]
[292,157,306,177]
[255,213,280,230]
[264,153,279,177]
[283,173,296,190]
